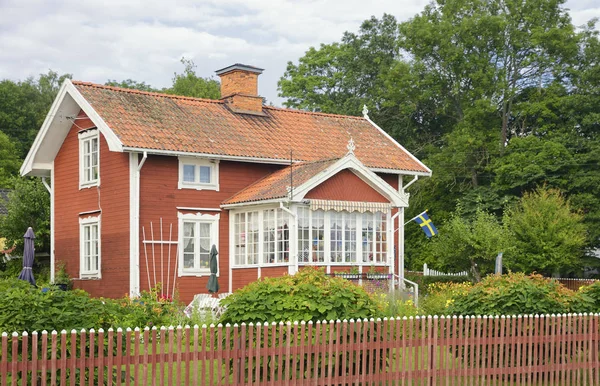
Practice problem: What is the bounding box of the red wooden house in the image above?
[21,64,431,302]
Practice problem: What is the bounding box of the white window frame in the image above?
[79,216,101,278]
[297,207,390,266]
[178,157,219,191]
[231,207,291,268]
[78,129,100,189]
[178,212,220,277]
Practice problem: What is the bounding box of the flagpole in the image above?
[403,209,428,226]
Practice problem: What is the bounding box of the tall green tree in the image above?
[503,187,586,276]
[0,131,20,188]
[105,79,158,92]
[0,71,71,158]
[422,207,512,281]
[0,177,50,254]
[166,58,220,99]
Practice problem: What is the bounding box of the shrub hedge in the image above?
[449,273,594,315]
[219,267,383,324]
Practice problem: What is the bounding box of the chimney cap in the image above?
[215,63,264,76]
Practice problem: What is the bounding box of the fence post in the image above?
[423,263,428,276]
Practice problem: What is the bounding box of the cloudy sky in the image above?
[1,0,599,106]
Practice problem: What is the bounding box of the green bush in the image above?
[0,278,111,333]
[220,267,383,324]
[101,286,187,329]
[449,273,594,316]
[420,282,472,316]
[579,281,600,313]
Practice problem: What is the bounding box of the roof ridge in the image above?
[264,105,366,120]
[71,81,224,104]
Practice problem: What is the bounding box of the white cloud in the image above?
[0,0,598,105]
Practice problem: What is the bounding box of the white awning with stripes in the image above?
[309,199,392,213]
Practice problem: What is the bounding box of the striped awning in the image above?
[309,199,392,213]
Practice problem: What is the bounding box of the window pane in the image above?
[362,213,374,262]
[297,207,310,263]
[277,209,290,263]
[199,223,210,238]
[263,209,275,264]
[330,212,343,262]
[199,166,211,184]
[235,213,246,265]
[312,210,325,262]
[184,254,195,269]
[183,165,196,183]
[199,252,210,270]
[344,212,356,262]
[375,212,387,263]
[247,212,259,264]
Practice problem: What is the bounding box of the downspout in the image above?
[390,211,401,290]
[280,202,298,275]
[130,151,147,297]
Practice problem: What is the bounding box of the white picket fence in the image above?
[423,263,469,277]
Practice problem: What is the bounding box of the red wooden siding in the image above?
[54,111,130,298]
[305,169,389,202]
[138,157,281,302]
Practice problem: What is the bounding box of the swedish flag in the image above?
[412,211,438,238]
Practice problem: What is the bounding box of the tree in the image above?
[105,79,158,92]
[0,131,20,188]
[503,187,586,276]
[166,58,220,99]
[278,14,400,116]
[422,207,511,281]
[0,177,50,255]
[0,70,71,158]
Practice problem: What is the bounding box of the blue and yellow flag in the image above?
[411,211,438,238]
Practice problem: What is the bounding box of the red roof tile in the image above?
[223,158,339,205]
[73,81,429,173]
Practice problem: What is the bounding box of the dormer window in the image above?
[178,157,219,191]
[79,129,99,188]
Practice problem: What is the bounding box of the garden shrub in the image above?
[579,281,600,313]
[420,282,472,316]
[374,291,419,318]
[449,273,594,316]
[0,278,111,333]
[101,286,186,329]
[220,267,383,324]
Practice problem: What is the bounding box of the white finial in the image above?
[346,137,356,154]
[362,104,369,118]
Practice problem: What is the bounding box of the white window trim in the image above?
[231,207,292,268]
[178,212,220,277]
[79,215,101,279]
[78,129,100,189]
[296,206,390,266]
[178,157,219,191]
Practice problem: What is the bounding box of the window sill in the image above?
[178,183,219,191]
[232,263,292,269]
[79,182,99,190]
[78,274,101,280]
[179,270,212,277]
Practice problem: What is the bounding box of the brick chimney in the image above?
[215,64,265,115]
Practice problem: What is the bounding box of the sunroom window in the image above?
[233,208,290,266]
[298,208,388,265]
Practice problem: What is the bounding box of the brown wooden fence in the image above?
[1,314,599,385]
[557,278,599,291]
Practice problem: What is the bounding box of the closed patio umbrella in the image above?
[207,244,219,293]
[18,227,36,286]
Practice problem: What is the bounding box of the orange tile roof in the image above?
[223,158,339,205]
[73,81,429,173]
